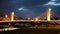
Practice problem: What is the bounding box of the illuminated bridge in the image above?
[0,8,60,24]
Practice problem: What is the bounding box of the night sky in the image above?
[0,0,60,18]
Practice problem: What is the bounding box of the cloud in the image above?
[18,7,24,11]
[51,0,56,1]
[45,2,60,6]
[44,0,60,6]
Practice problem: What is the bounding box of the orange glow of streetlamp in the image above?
[5,15,8,18]
[35,18,39,21]
[28,18,31,20]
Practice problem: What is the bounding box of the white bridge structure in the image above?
[0,20,60,22]
[0,8,60,24]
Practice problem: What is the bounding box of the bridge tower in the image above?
[46,8,51,21]
[11,12,14,21]
[36,8,51,20]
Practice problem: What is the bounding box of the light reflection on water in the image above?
[0,28,19,31]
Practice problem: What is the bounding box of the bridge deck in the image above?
[0,20,60,23]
